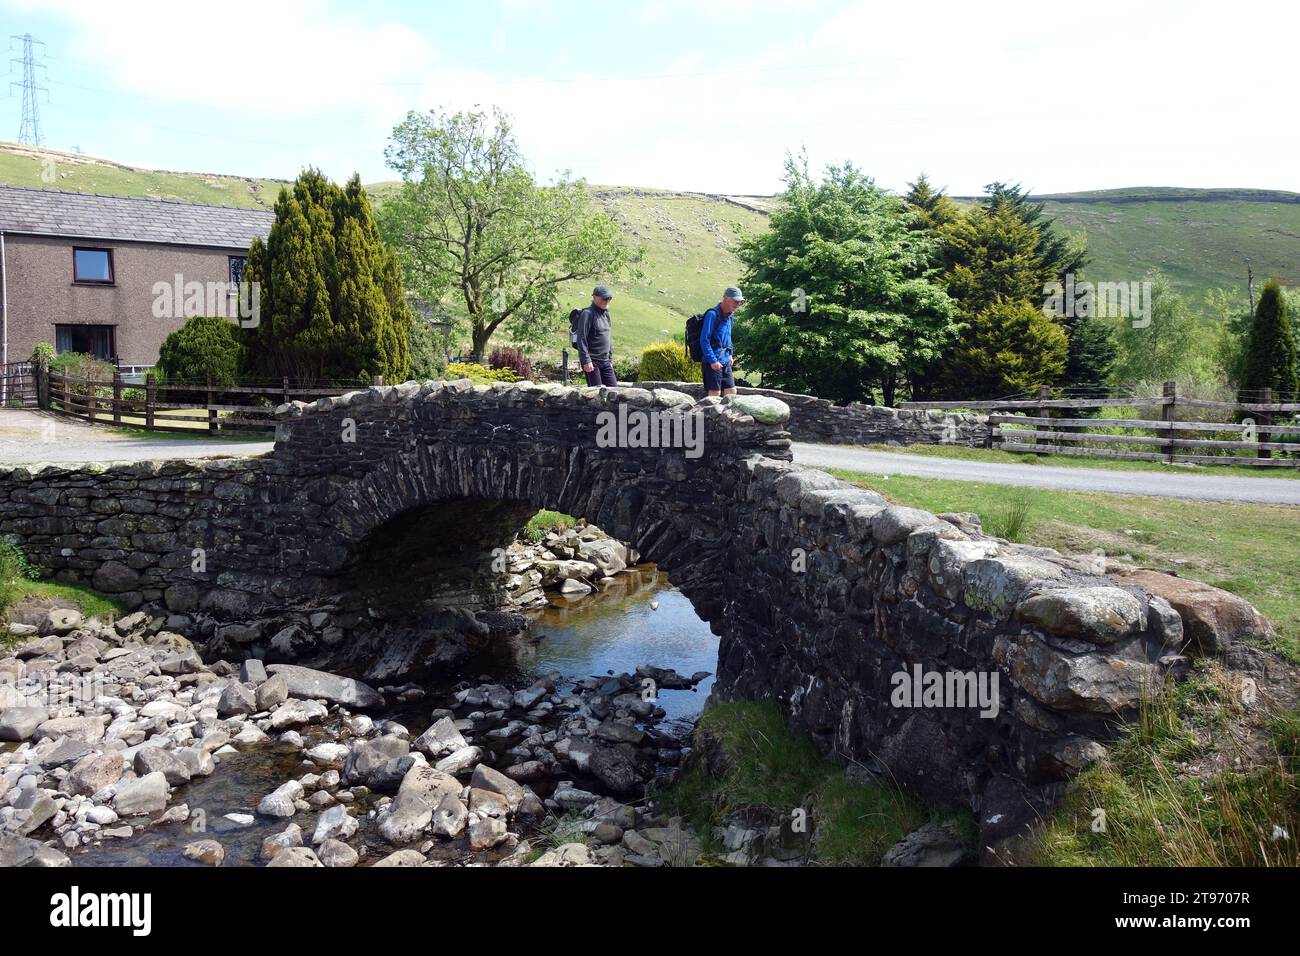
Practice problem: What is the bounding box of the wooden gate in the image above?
[0,362,37,409]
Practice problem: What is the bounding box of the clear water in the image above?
[516,567,718,730]
[69,570,716,866]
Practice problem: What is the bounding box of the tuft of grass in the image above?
[534,812,595,851]
[987,488,1034,542]
[657,701,973,866]
[1036,702,1300,867]
[523,510,576,543]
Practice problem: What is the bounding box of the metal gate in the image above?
[0,362,37,409]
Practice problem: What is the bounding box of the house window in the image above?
[72,247,114,284]
[55,324,116,361]
[228,255,248,286]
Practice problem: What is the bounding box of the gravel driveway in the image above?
[0,410,274,464]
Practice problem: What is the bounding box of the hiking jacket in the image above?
[575,306,612,365]
[699,304,733,366]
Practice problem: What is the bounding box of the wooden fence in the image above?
[43,369,379,435]
[901,383,1300,469]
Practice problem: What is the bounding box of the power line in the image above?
[9,33,48,146]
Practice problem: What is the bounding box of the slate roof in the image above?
[0,185,275,249]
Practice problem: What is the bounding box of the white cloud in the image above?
[10,0,1299,193]
[12,0,435,116]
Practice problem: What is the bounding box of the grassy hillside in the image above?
[0,141,287,209]
[1041,190,1300,308]
[555,187,767,358]
[5,140,1297,359]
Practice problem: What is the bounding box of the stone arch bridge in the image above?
[0,380,1282,850]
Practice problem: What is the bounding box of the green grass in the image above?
[657,700,973,866]
[8,579,125,622]
[2,536,125,629]
[827,468,1300,664]
[523,510,576,543]
[1036,675,1299,867]
[858,442,1300,480]
[0,142,286,209]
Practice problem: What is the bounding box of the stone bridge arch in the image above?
[252,380,786,676]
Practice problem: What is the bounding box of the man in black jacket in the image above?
[575,285,617,386]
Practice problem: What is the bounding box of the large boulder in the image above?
[1113,569,1275,654]
[265,664,383,709]
[1015,587,1146,644]
[0,706,49,742]
[378,792,433,844]
[113,771,170,816]
[65,751,125,796]
[412,717,467,759]
[993,633,1158,715]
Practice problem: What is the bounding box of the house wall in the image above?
[1,233,250,366]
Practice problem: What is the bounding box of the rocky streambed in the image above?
[0,525,738,868]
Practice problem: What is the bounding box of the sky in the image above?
[2,0,1297,196]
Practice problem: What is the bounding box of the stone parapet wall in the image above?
[636,381,989,447]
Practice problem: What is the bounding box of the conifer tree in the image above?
[1242,280,1298,397]
[243,169,411,383]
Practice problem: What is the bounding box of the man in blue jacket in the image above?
[700,286,744,397]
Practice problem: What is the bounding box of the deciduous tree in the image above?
[378,108,638,361]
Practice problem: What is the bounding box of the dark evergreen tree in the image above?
[1063,314,1119,390]
[1242,280,1299,397]
[904,173,961,233]
[981,181,1089,280]
[243,169,411,383]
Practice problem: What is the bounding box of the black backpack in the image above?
[685,312,706,362]
[569,308,584,348]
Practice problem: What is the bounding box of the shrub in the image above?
[489,346,532,381]
[30,342,54,366]
[443,361,517,383]
[613,356,640,383]
[639,341,702,383]
[409,315,449,380]
[156,315,243,386]
[48,353,115,410]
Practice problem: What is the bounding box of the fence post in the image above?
[282,376,290,406]
[145,374,156,431]
[1258,387,1273,461]
[1161,381,1177,463]
[34,357,48,410]
[561,347,570,386]
[372,375,383,387]
[112,370,121,426]
[207,377,217,433]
